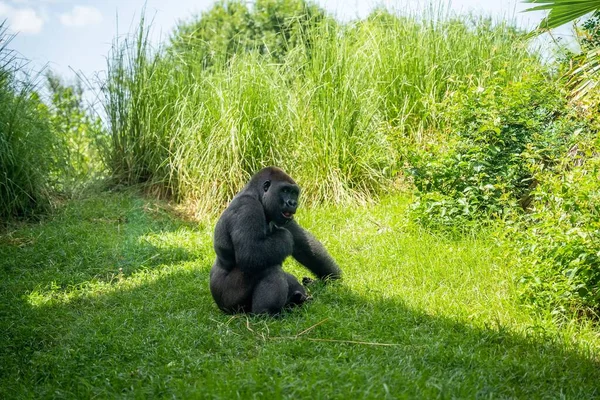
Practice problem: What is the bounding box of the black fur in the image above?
[210,166,341,315]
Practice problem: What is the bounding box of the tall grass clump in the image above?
[280,20,397,203]
[101,1,544,214]
[357,10,535,133]
[0,24,54,220]
[102,18,168,192]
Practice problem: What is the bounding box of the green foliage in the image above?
[568,11,600,99]
[513,124,600,317]
[361,13,530,129]
[580,10,600,50]
[509,3,600,316]
[170,0,327,66]
[409,71,579,230]
[0,25,54,220]
[525,2,600,101]
[46,72,108,193]
[0,24,109,220]
[102,18,172,193]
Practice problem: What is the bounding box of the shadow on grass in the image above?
[1,266,599,399]
[0,192,212,398]
[0,192,205,296]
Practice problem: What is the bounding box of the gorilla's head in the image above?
[252,167,300,226]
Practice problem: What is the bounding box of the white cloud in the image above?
[0,2,44,34]
[0,2,10,16]
[9,0,62,5]
[59,5,102,27]
[11,8,43,33]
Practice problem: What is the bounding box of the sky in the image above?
[0,0,568,83]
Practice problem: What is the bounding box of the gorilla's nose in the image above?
[287,199,297,208]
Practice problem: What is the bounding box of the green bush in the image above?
[0,24,107,221]
[170,0,327,67]
[514,122,600,317]
[408,70,579,230]
[103,23,397,209]
[46,72,108,193]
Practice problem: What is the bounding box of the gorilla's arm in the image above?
[228,196,293,273]
[285,220,341,280]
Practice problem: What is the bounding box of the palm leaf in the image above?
[523,0,600,101]
[568,47,600,99]
[523,0,600,31]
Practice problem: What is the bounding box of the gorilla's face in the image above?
[262,179,300,226]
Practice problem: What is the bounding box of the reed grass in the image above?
[0,23,54,220]
[102,4,542,214]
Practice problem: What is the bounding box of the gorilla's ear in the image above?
[263,180,271,192]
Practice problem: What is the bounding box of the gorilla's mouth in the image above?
[282,212,294,220]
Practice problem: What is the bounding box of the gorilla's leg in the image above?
[210,265,252,313]
[285,221,341,280]
[251,268,289,315]
[284,272,309,306]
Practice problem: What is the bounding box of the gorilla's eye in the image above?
[263,180,271,192]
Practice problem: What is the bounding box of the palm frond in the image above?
[523,0,600,32]
[568,47,600,99]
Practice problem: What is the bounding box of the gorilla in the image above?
[210,166,341,315]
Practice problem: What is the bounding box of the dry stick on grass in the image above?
[245,317,254,333]
[295,318,330,337]
[290,338,402,347]
[221,315,402,346]
[271,318,403,347]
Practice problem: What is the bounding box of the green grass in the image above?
[1,192,599,398]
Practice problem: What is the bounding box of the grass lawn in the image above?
[1,191,599,398]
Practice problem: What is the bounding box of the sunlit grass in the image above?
[25,228,210,308]
[1,192,599,398]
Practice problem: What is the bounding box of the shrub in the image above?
[170,0,327,67]
[46,72,108,193]
[408,70,579,230]
[514,112,600,318]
